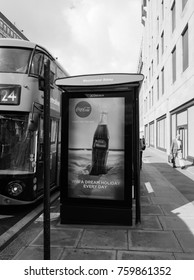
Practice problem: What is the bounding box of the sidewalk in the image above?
[1,147,194,260]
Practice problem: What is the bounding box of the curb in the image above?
[0,191,59,251]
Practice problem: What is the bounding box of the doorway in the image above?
[178,126,188,159]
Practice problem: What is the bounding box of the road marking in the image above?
[0,215,14,219]
[35,212,60,222]
[145,182,154,193]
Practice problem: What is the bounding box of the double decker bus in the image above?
[0,38,68,205]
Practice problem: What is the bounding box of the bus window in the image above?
[30,51,44,76]
[0,48,31,73]
[38,117,44,162]
[0,113,37,174]
[51,119,57,143]
[49,70,55,88]
[50,60,56,85]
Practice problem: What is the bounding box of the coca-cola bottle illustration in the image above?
[90,111,109,175]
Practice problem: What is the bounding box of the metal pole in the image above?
[134,88,141,224]
[43,59,51,260]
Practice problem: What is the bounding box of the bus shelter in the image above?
[56,73,144,225]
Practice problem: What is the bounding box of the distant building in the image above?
[0,12,28,40]
[139,0,194,163]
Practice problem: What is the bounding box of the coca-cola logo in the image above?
[75,101,92,118]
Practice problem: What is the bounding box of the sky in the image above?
[1,0,142,75]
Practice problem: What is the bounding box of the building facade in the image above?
[139,0,194,163]
[0,12,28,40]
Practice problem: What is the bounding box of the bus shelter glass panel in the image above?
[57,73,143,225]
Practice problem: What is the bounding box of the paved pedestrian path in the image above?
[1,147,194,260]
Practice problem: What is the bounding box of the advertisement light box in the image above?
[68,96,125,201]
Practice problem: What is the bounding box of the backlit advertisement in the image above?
[68,96,125,200]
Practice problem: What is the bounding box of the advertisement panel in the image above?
[68,96,125,200]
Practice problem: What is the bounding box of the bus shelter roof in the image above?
[55,73,144,90]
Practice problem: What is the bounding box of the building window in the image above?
[151,86,154,106]
[182,25,189,72]
[145,76,147,90]
[145,124,148,145]
[157,16,159,34]
[156,45,159,65]
[149,121,155,147]
[161,67,164,94]
[161,0,164,20]
[157,116,166,150]
[151,60,154,76]
[157,76,160,100]
[161,31,164,54]
[149,87,154,108]
[182,0,188,10]
[146,97,148,113]
[172,46,176,83]
[149,67,151,82]
[144,99,147,114]
[149,91,151,109]
[7,27,10,35]
[171,1,176,33]
[3,24,7,32]
[188,106,194,159]
[145,97,148,113]
[171,113,176,143]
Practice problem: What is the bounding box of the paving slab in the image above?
[117,250,175,260]
[174,231,194,252]
[13,246,62,260]
[159,203,190,216]
[159,216,194,231]
[128,230,182,252]
[151,196,187,205]
[31,228,83,247]
[153,190,185,197]
[141,205,163,215]
[78,229,128,250]
[139,196,151,205]
[140,188,150,196]
[133,216,162,230]
[60,248,116,260]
